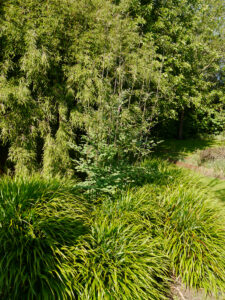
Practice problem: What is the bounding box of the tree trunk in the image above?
[0,141,9,173]
[178,110,184,140]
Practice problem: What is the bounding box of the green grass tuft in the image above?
[0,176,88,299]
[70,214,171,300]
[160,183,225,295]
[1,159,225,298]
[121,170,225,296]
[99,160,225,297]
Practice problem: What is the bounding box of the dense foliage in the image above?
[0,0,224,176]
[1,161,225,299]
[0,2,225,298]
[0,176,88,299]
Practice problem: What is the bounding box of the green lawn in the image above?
[154,136,225,180]
[155,135,225,161]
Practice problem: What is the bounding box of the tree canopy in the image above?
[0,0,224,176]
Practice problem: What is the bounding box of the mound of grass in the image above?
[70,214,170,300]
[0,176,88,299]
[1,159,225,299]
[160,183,225,295]
[98,161,225,297]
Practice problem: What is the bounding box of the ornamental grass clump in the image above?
[126,171,225,296]
[1,161,225,299]
[70,213,171,300]
[161,182,225,295]
[0,176,88,300]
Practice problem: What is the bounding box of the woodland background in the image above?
[0,0,224,179]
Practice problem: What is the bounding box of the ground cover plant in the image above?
[2,160,225,299]
[161,183,225,294]
[0,176,89,299]
[0,173,172,299]
[70,216,170,299]
[100,161,225,297]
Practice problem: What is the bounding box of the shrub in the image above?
[0,176,88,299]
[75,140,157,197]
[75,157,185,198]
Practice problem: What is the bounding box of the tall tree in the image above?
[0,0,224,176]
[131,0,225,138]
[0,0,166,175]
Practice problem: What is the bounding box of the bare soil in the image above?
[171,280,222,300]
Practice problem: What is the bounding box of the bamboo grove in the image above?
[0,0,224,177]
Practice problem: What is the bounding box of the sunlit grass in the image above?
[100,161,225,297]
[1,158,225,298]
[154,136,225,162]
[70,212,171,300]
[0,176,88,299]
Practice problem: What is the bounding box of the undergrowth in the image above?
[1,160,225,299]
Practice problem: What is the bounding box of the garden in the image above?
[0,0,224,299]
